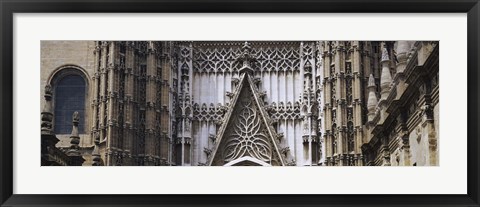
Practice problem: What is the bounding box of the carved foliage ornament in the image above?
[223,99,272,163]
[210,77,284,166]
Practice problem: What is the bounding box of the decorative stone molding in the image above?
[265,101,301,120]
[192,103,228,121]
[192,43,300,73]
[208,73,286,166]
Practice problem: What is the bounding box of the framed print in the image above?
[1,0,479,206]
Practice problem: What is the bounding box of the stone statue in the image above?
[73,111,80,123]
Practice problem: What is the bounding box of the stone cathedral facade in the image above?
[40,41,438,166]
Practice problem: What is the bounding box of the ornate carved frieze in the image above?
[265,101,301,120]
[192,42,301,73]
[192,103,228,122]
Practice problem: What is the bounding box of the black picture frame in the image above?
[1,0,479,206]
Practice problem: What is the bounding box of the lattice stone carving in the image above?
[266,101,301,120]
[192,103,227,121]
[211,78,282,166]
[223,100,272,162]
[193,47,242,73]
[192,43,301,73]
[302,43,314,60]
[255,46,300,72]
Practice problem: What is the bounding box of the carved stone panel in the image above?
[211,79,282,166]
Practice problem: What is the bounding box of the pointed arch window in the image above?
[54,74,86,134]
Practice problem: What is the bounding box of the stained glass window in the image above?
[54,75,86,134]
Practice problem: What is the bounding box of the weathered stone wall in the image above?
[41,41,96,149]
[41,41,96,92]
[40,41,438,166]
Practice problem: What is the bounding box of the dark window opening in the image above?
[54,75,86,134]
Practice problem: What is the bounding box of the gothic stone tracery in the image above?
[40,41,439,167]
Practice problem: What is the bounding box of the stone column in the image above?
[123,41,135,165]
[334,41,346,166]
[143,41,158,165]
[99,41,108,144]
[351,41,365,165]
[91,42,101,145]
[395,114,411,166]
[98,41,109,164]
[419,84,437,166]
[160,42,172,165]
[106,42,120,166]
[322,41,333,166]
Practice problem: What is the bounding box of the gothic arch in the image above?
[184,106,191,116]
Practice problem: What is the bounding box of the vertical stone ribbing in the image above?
[322,41,332,166]
[351,41,363,165]
[144,41,158,165]
[160,42,172,165]
[91,42,101,145]
[105,41,122,166]
[123,41,135,165]
[322,41,370,166]
[138,42,147,165]
[97,41,109,164]
[177,42,193,166]
[333,41,345,166]
[315,41,324,165]
[300,41,319,166]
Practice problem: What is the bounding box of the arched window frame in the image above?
[47,65,90,135]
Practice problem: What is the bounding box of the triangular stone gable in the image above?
[208,73,285,166]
